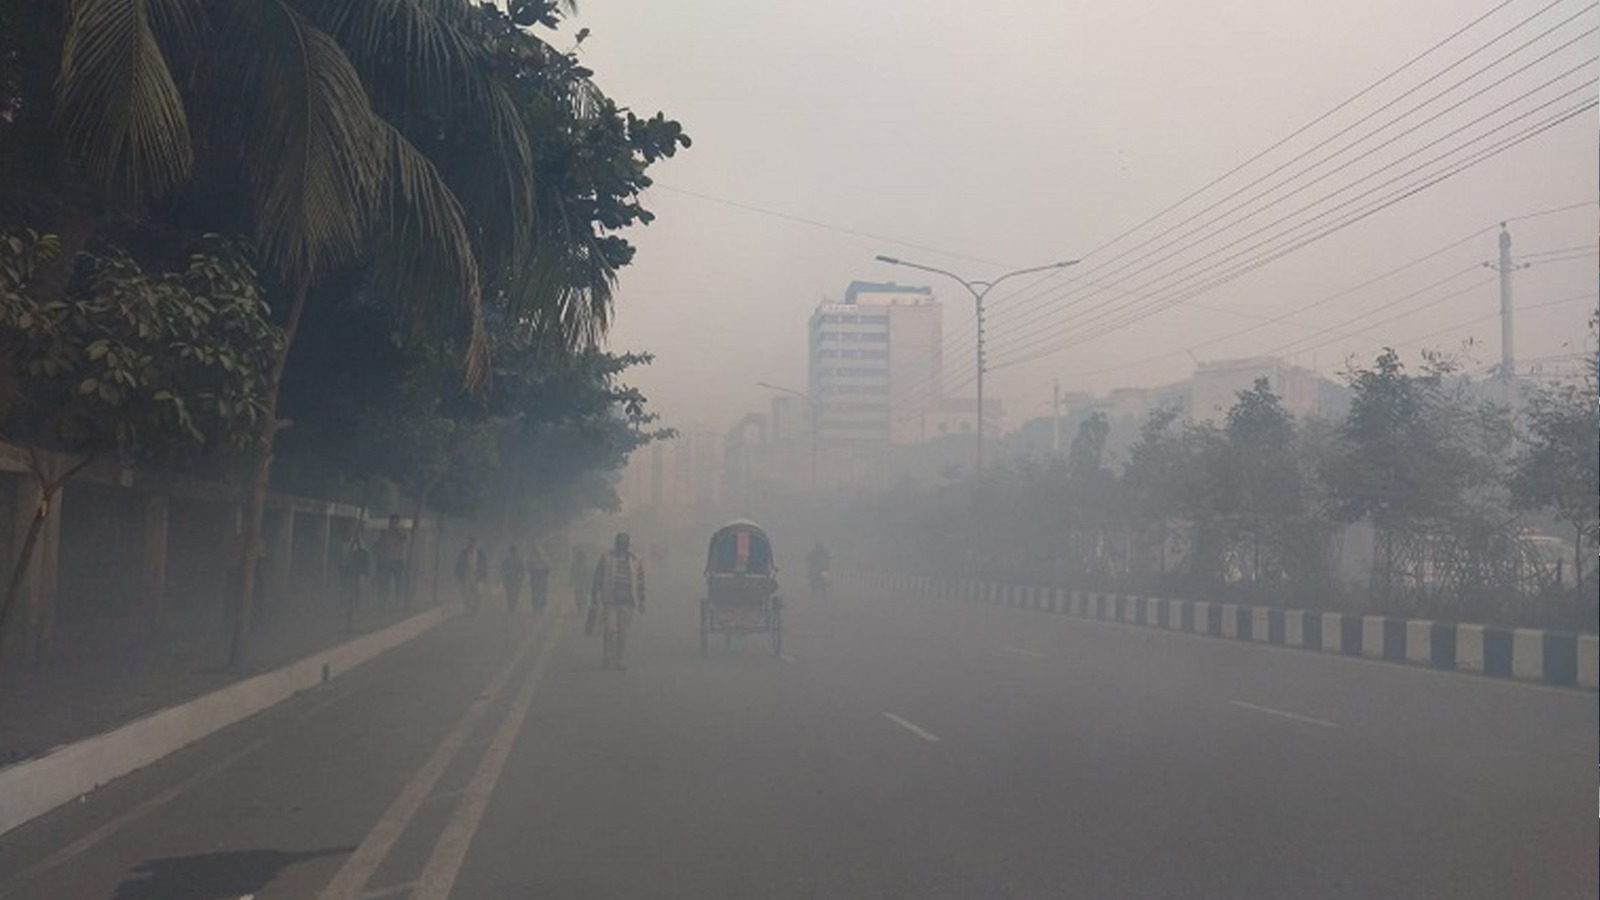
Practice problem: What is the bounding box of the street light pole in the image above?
[874,255,1078,472]
[756,381,817,489]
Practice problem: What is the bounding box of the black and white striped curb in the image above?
[865,574,1598,691]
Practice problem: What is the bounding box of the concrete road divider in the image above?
[1285,610,1306,647]
[881,573,1595,691]
[0,604,458,837]
[1404,620,1433,665]
[1578,636,1598,690]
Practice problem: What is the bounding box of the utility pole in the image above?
[1483,224,1528,409]
[1052,379,1062,457]
[875,255,1079,472]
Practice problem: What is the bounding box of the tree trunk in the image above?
[402,487,433,610]
[1,491,51,670]
[1574,523,1586,591]
[228,277,310,669]
[431,517,445,607]
[0,454,93,669]
[1252,522,1261,585]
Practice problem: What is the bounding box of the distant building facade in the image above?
[808,281,944,446]
[914,396,1006,440]
[1188,357,1337,423]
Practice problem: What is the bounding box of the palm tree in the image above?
[35,0,556,663]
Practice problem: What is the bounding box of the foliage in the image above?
[1324,350,1465,530]
[851,349,1592,628]
[272,291,673,532]
[1222,379,1306,587]
[1323,349,1532,607]
[1508,380,1600,587]
[0,231,280,460]
[0,229,279,662]
[4,0,687,450]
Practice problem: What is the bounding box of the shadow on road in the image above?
[112,846,353,900]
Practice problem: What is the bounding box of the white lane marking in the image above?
[779,653,797,664]
[0,737,270,899]
[316,624,544,900]
[356,880,418,900]
[409,604,569,900]
[883,712,942,743]
[1229,699,1338,729]
[1002,646,1044,658]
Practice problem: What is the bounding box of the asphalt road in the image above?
[0,572,1593,900]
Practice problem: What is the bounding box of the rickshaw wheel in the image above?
[770,610,783,657]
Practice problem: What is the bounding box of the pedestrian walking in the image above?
[339,531,372,630]
[527,541,552,615]
[456,536,488,614]
[374,514,408,606]
[590,532,645,670]
[501,543,526,613]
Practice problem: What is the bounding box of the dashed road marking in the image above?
[1002,646,1044,658]
[779,653,797,664]
[1229,699,1338,729]
[357,880,418,900]
[884,712,942,743]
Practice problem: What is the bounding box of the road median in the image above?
[868,573,1597,691]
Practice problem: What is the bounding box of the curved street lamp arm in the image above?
[874,256,979,297]
[983,260,1080,294]
[876,255,1078,299]
[756,380,810,404]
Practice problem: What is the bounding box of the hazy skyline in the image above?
[558,0,1597,436]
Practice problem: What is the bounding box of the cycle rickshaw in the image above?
[700,520,783,658]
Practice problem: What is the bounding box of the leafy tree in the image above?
[1122,408,1185,577]
[1325,349,1533,610]
[1325,350,1456,600]
[1057,413,1123,581]
[1173,421,1234,587]
[1223,378,1304,585]
[1508,380,1599,589]
[0,231,279,662]
[485,346,674,536]
[2,0,688,664]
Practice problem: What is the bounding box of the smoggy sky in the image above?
[556,0,1598,436]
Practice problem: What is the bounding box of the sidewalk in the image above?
[0,594,424,768]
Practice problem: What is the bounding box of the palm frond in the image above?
[372,121,490,393]
[504,191,615,352]
[219,0,388,285]
[55,0,194,201]
[304,0,538,273]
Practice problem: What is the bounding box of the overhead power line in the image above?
[974,2,1596,368]
[990,24,1597,339]
[991,94,1596,371]
[651,184,1009,268]
[1047,201,1597,382]
[985,0,1593,325]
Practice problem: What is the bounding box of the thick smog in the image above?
[0,1,1595,898]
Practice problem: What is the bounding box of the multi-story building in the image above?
[619,425,721,516]
[808,281,943,446]
[1188,357,1333,423]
